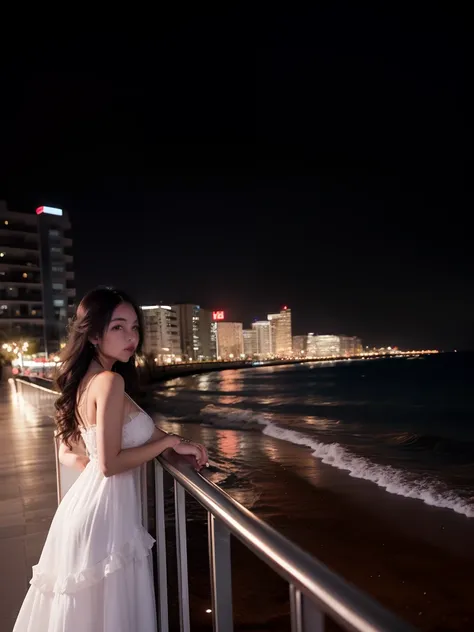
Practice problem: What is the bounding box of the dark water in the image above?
[153,352,474,517]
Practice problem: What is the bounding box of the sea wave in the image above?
[200,404,270,428]
[199,405,474,518]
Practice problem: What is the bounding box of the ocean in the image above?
[153,352,474,518]
[151,352,474,629]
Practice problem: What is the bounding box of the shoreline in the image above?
[141,352,439,387]
[154,414,474,630]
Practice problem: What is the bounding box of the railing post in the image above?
[290,584,324,632]
[208,513,234,632]
[155,462,169,632]
[174,480,190,632]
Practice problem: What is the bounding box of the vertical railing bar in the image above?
[174,480,190,632]
[208,513,234,632]
[290,584,303,632]
[290,584,325,632]
[155,461,169,632]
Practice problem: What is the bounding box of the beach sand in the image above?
[154,416,474,631]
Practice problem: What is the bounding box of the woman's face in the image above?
[96,302,140,363]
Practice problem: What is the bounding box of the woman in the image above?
[13,287,208,632]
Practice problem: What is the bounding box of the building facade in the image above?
[140,305,181,363]
[173,304,212,361]
[242,329,257,357]
[307,334,341,357]
[252,320,272,357]
[267,307,292,356]
[339,336,363,356]
[0,201,75,354]
[216,322,243,360]
[305,335,363,358]
[292,335,307,355]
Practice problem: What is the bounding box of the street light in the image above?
[2,340,29,371]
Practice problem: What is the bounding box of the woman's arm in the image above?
[58,440,89,472]
[148,426,209,467]
[94,372,181,477]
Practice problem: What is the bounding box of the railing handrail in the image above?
[158,451,414,632]
[14,377,415,632]
[15,377,57,394]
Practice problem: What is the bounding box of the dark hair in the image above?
[54,286,143,448]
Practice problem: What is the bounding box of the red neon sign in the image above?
[213,311,225,321]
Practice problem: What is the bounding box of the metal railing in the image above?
[13,377,415,632]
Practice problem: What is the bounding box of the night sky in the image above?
[0,7,471,350]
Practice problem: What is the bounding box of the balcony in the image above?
[0,271,42,284]
[0,221,37,234]
[7,379,414,632]
[0,239,39,252]
[0,315,44,323]
[0,289,42,302]
[0,255,40,268]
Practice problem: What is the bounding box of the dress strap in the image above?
[125,392,145,414]
[84,372,102,409]
[77,372,103,428]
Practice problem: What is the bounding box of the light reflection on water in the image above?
[216,395,245,405]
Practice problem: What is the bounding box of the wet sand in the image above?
[155,415,474,631]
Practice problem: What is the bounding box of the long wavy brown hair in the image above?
[55,287,143,448]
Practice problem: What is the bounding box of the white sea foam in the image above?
[199,405,474,518]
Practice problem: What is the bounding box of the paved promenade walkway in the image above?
[0,381,57,631]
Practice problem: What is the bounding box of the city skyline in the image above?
[0,198,467,352]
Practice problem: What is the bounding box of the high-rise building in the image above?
[242,329,257,357]
[173,304,212,361]
[292,335,307,355]
[140,305,181,363]
[267,307,292,356]
[267,313,279,355]
[216,322,243,360]
[0,201,75,354]
[252,320,273,356]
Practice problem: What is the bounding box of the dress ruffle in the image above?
[30,528,155,595]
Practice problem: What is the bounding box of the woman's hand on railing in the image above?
[172,440,209,470]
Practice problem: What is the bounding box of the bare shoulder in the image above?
[92,371,125,397]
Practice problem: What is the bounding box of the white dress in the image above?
[13,399,157,632]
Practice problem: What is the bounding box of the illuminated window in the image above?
[51,247,61,254]
[53,299,64,307]
[52,282,63,290]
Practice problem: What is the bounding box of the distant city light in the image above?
[140,305,171,310]
[36,206,63,216]
[213,310,225,321]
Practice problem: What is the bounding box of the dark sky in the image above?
[0,6,471,350]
